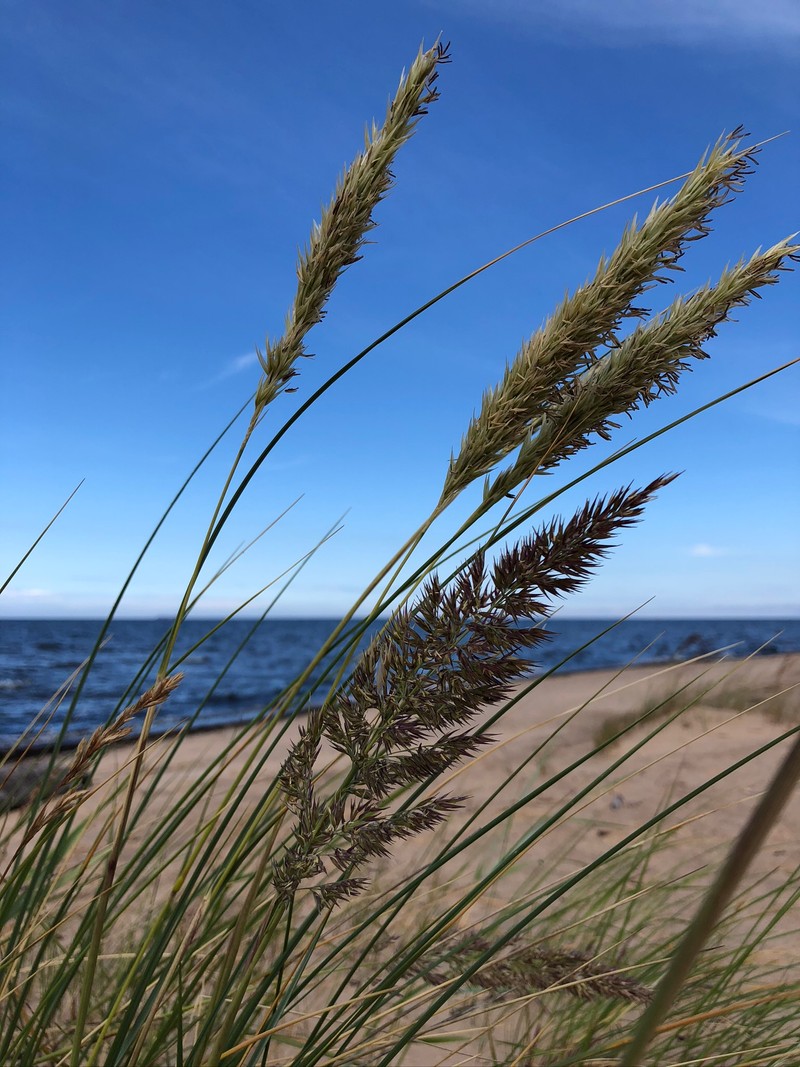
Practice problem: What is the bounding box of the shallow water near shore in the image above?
[1,616,798,747]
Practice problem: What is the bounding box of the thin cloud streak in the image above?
[443,0,800,50]
[689,544,729,559]
[222,352,259,378]
[200,351,259,389]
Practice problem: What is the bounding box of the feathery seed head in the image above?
[273,476,674,905]
[483,237,798,506]
[453,939,654,1004]
[24,673,183,838]
[441,129,766,506]
[252,42,450,426]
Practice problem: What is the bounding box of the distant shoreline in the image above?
[2,615,799,623]
[4,648,796,761]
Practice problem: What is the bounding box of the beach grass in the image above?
[591,654,800,748]
[2,41,800,1065]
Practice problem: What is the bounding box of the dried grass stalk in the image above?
[478,945,653,1005]
[273,477,673,906]
[485,237,799,504]
[24,673,182,838]
[252,42,450,424]
[441,129,771,505]
[422,936,653,1005]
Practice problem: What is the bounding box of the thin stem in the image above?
[61,398,250,752]
[159,425,255,675]
[1,481,83,595]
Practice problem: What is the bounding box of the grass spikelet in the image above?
[484,238,799,504]
[482,945,654,1005]
[273,477,675,906]
[73,672,184,768]
[441,128,763,504]
[439,937,654,1005]
[23,673,183,838]
[252,41,450,424]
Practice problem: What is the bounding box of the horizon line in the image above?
[1,614,798,623]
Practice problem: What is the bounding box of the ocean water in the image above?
[1,617,797,749]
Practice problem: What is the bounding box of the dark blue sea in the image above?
[0,617,797,750]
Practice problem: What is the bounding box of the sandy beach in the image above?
[2,651,799,1063]
[65,651,797,962]
[5,653,798,940]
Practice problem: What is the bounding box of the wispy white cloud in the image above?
[199,351,260,389]
[745,404,800,427]
[220,352,260,379]
[689,543,728,558]
[5,587,52,599]
[444,0,800,51]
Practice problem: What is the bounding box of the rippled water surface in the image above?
[1,617,797,747]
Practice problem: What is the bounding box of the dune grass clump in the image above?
[2,40,800,1066]
[592,655,800,748]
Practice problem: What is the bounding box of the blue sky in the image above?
[2,0,798,619]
